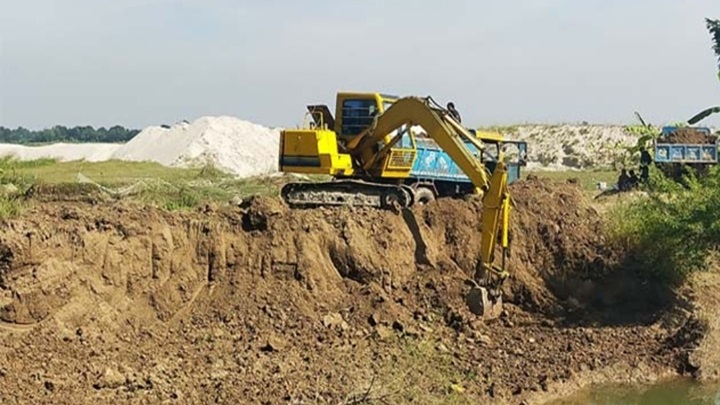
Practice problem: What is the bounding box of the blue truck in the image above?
[653,126,718,180]
[654,126,717,163]
[402,130,528,202]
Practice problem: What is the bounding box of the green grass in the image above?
[14,159,227,186]
[0,155,621,218]
[606,166,720,283]
[521,168,617,197]
[0,157,289,213]
[0,194,22,220]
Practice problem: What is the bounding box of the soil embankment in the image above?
[0,178,710,404]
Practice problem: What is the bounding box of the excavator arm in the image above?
[467,161,511,319]
[346,96,511,318]
[478,161,511,284]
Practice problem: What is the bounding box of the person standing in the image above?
[639,147,652,183]
[447,102,462,123]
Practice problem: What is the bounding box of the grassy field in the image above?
[4,158,228,185]
[0,158,289,212]
[522,168,618,197]
[0,157,619,216]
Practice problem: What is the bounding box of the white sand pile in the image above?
[112,116,280,177]
[0,119,653,174]
[0,143,120,162]
[0,116,281,178]
[501,124,637,170]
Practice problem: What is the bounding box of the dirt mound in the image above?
[23,183,110,203]
[0,179,696,404]
[505,178,613,312]
[664,128,716,144]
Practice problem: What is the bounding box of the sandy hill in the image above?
[0,120,681,173]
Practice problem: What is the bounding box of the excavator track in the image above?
[281,180,414,209]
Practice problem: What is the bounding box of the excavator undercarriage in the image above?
[280,180,414,209]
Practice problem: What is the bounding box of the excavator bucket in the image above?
[466,284,503,320]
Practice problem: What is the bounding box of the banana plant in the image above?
[624,111,659,156]
[708,18,720,80]
[689,19,720,125]
[688,106,720,125]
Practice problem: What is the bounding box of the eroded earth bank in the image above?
[0,178,718,405]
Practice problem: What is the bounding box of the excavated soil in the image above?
[664,128,716,144]
[0,177,704,404]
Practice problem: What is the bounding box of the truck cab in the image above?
[470,130,527,184]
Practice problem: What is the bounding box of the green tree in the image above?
[610,165,720,283]
[0,125,139,144]
[707,18,720,79]
[686,19,720,125]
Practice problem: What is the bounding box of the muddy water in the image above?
[554,379,720,405]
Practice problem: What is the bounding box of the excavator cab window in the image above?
[497,141,528,166]
[517,142,528,166]
[340,99,379,136]
[481,142,500,162]
[397,125,417,148]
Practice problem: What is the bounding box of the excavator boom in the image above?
[347,97,491,193]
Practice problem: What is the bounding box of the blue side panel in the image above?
[508,164,520,182]
[655,144,717,163]
[411,141,479,183]
[409,141,521,184]
[655,126,717,163]
[412,150,463,179]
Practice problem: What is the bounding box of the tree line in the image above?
[0,125,140,144]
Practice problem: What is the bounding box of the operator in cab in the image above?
[447,102,462,123]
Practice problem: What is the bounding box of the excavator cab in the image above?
[333,93,417,178]
[286,93,418,179]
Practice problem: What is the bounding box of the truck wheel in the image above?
[414,187,436,205]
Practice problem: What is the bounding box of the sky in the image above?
[1,0,720,130]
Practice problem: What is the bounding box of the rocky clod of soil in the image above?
[0,177,709,405]
[663,127,716,144]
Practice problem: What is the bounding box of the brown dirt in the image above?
[0,177,704,405]
[663,128,716,144]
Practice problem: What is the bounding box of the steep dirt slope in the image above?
[0,178,699,404]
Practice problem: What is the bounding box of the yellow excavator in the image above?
[279,92,511,319]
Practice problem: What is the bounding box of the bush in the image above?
[0,194,21,220]
[163,189,202,211]
[608,166,720,283]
